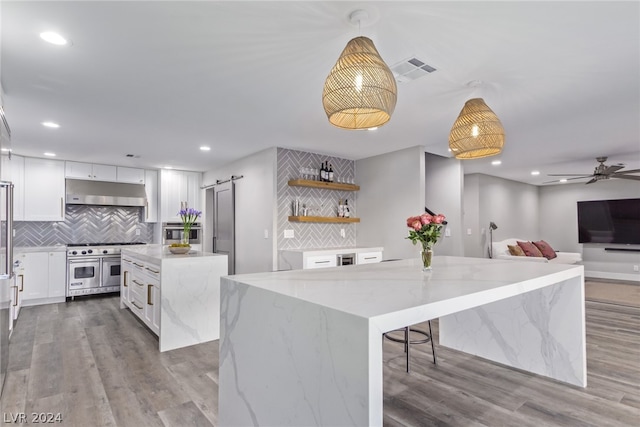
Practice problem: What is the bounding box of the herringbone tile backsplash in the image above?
[14,205,153,247]
[277,148,356,250]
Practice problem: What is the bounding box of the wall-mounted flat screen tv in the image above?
[577,198,640,244]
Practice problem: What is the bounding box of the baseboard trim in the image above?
[585,270,640,283]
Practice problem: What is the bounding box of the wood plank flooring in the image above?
[1,295,638,426]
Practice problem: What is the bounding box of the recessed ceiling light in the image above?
[42,121,60,128]
[531,170,540,176]
[1,148,10,152]
[44,152,56,157]
[560,179,568,183]
[40,32,68,46]
[491,160,502,166]
[200,146,211,151]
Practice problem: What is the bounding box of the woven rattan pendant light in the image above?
[322,11,397,130]
[448,98,505,159]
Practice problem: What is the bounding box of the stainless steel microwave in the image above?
[162,222,202,244]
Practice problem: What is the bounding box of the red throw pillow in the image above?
[517,240,544,257]
[533,240,557,260]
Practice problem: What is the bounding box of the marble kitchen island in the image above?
[121,245,228,352]
[219,256,585,426]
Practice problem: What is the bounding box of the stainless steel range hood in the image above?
[66,179,147,207]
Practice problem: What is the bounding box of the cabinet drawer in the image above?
[357,252,382,264]
[305,255,337,269]
[129,293,145,315]
[129,274,146,299]
[143,263,161,282]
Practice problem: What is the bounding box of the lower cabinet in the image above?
[356,251,383,265]
[121,254,161,335]
[305,255,337,269]
[15,251,66,307]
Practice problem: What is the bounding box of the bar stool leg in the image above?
[405,326,410,373]
[428,320,437,365]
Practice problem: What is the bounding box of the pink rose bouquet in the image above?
[406,213,446,250]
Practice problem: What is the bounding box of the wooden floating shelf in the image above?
[288,216,360,224]
[288,179,359,191]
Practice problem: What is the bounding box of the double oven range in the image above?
[66,242,145,298]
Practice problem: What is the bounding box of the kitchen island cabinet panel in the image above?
[121,245,227,352]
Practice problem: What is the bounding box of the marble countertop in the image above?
[122,244,225,263]
[224,256,584,321]
[15,245,68,253]
[280,246,383,255]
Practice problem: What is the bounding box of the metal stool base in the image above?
[383,321,436,372]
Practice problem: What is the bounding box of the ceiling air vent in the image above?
[390,57,437,83]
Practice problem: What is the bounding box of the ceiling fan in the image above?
[546,157,640,184]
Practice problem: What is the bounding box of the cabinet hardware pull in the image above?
[132,279,143,287]
[316,261,330,264]
[146,201,149,219]
[123,271,128,287]
[18,274,24,292]
[60,197,63,217]
[147,284,153,305]
[133,262,143,267]
[364,257,376,260]
[145,267,159,274]
[131,301,143,310]
[13,286,18,307]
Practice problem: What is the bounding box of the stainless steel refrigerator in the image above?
[0,181,13,396]
[0,107,13,397]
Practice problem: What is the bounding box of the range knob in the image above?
[81,250,87,255]
[103,250,108,254]
[71,251,77,255]
[87,249,93,254]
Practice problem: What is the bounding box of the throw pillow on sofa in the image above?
[507,244,526,256]
[533,240,558,260]
[517,240,544,257]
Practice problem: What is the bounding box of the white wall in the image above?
[463,174,539,258]
[540,178,640,281]
[424,153,464,256]
[356,146,425,261]
[202,147,277,273]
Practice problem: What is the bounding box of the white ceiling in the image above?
[1,1,639,186]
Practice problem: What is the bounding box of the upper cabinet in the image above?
[23,157,65,221]
[117,167,145,184]
[144,169,158,223]
[160,170,201,222]
[65,161,145,184]
[65,161,117,181]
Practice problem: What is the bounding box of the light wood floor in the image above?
[1,295,639,426]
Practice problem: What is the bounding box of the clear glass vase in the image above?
[421,246,433,271]
[181,226,191,246]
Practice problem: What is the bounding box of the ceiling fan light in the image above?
[322,36,397,130]
[448,98,505,159]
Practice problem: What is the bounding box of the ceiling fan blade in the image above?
[543,176,592,184]
[602,165,624,174]
[547,174,592,177]
[614,168,640,174]
[613,174,640,181]
[585,177,598,184]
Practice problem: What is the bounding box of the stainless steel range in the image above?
[66,242,145,298]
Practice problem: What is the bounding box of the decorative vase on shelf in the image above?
[421,246,433,271]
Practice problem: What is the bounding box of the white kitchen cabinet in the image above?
[65,161,117,181]
[356,251,383,265]
[305,255,337,269]
[16,251,66,306]
[48,251,66,298]
[121,253,161,335]
[160,169,201,222]
[10,271,23,330]
[117,166,145,184]
[10,154,24,221]
[143,169,158,222]
[24,157,65,221]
